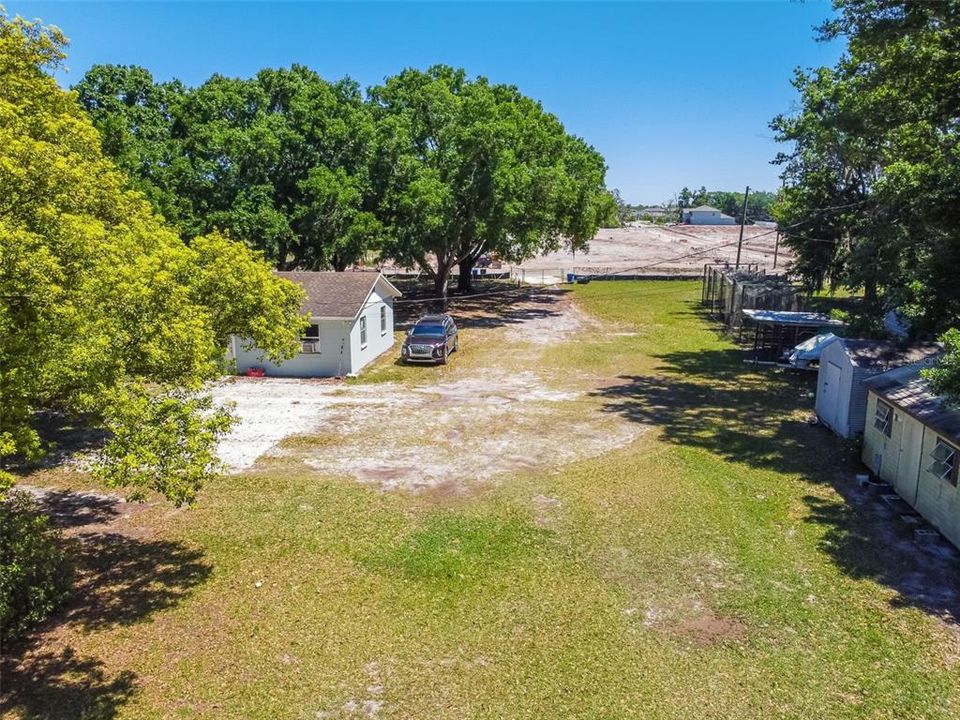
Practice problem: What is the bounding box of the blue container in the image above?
[566,272,576,283]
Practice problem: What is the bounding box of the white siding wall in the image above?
[915,429,960,549]
[862,391,888,476]
[687,210,737,226]
[347,286,396,374]
[233,318,352,377]
[862,390,960,549]
[816,340,854,437]
[816,340,885,439]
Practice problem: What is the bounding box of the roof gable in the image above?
[275,271,401,320]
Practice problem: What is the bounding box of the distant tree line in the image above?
[76,64,615,296]
[604,187,777,227]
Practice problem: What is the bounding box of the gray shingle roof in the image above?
[865,364,960,444]
[839,339,942,369]
[275,271,401,319]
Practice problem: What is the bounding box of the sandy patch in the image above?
[212,298,645,488]
[210,378,346,472]
[301,381,641,490]
[503,296,592,344]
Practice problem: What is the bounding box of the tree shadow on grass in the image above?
[64,532,211,630]
[1,490,212,719]
[591,346,960,626]
[14,411,110,469]
[26,488,123,528]
[804,494,960,625]
[394,284,570,331]
[0,647,137,720]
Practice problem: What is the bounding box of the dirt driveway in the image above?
[211,290,644,491]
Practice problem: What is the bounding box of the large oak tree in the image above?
[370,66,612,295]
[77,64,379,271]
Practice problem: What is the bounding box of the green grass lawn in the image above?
[5,281,959,720]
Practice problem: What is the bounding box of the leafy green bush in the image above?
[922,328,960,402]
[0,491,74,643]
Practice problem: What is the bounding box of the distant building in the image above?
[680,205,737,225]
[638,205,669,220]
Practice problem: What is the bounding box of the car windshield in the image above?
[411,324,445,336]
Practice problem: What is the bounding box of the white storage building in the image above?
[815,338,940,439]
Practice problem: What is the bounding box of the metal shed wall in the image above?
[815,339,907,439]
[816,340,855,437]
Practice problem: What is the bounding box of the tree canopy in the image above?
[76,64,379,272]
[771,0,960,333]
[77,63,613,295]
[369,66,611,294]
[921,329,960,402]
[0,13,306,504]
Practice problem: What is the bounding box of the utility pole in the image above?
[773,231,780,269]
[735,185,750,269]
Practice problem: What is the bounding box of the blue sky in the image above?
[11,1,844,203]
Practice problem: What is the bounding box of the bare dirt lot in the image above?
[210,292,645,490]
[517,223,788,275]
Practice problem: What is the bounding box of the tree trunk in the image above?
[434,265,450,303]
[864,273,879,312]
[457,256,475,293]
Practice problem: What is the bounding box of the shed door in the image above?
[820,361,843,431]
[893,414,921,505]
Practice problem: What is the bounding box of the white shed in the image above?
[231,271,402,377]
[815,338,940,439]
[680,205,737,225]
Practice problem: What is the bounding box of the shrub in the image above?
[0,491,74,643]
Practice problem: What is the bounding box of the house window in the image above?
[380,305,387,335]
[300,324,320,353]
[873,401,893,438]
[359,316,367,347]
[928,438,959,486]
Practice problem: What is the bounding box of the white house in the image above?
[680,205,737,225]
[815,338,940,439]
[231,271,402,377]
